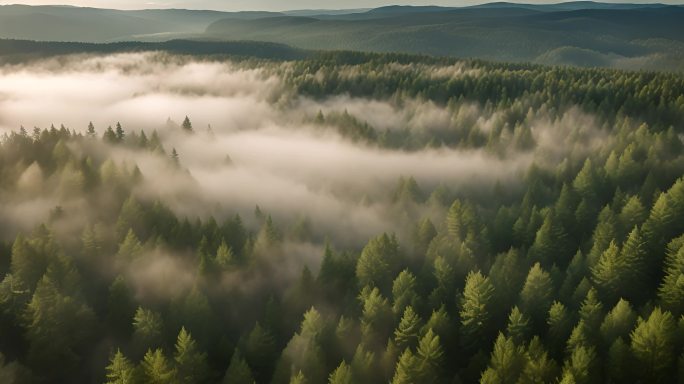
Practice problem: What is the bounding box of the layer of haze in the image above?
[1,0,681,11]
[0,53,538,246]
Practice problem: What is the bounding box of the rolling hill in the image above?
[0,2,682,70]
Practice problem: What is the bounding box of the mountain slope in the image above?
[205,5,684,70]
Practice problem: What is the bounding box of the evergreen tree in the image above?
[105,349,138,384]
[115,122,125,142]
[480,333,525,384]
[394,306,421,351]
[244,322,277,384]
[23,275,96,380]
[659,237,684,315]
[132,307,164,356]
[174,327,209,384]
[561,346,598,384]
[87,122,96,137]
[356,233,401,291]
[519,263,554,327]
[182,116,194,133]
[506,307,531,345]
[391,349,419,384]
[599,299,636,346]
[630,308,677,383]
[223,349,254,384]
[328,361,354,384]
[415,329,444,383]
[392,270,419,315]
[519,337,559,384]
[460,271,496,350]
[141,349,177,384]
[360,287,393,347]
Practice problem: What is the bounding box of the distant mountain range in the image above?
[0,2,682,70]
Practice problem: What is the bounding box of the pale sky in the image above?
[0,0,681,11]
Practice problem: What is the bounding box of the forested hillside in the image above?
[0,50,683,383]
[205,4,684,70]
[0,3,683,70]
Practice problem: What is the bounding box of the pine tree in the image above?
[24,275,96,380]
[182,116,194,133]
[216,241,235,269]
[528,211,571,267]
[630,308,677,383]
[87,122,96,137]
[171,148,180,166]
[591,241,624,304]
[328,361,354,384]
[392,270,419,315]
[659,237,684,315]
[394,306,421,351]
[141,349,176,384]
[356,233,401,291]
[587,206,618,267]
[107,275,136,338]
[289,371,307,384]
[422,306,452,344]
[413,217,437,256]
[360,287,393,347]
[519,337,559,384]
[174,327,208,384]
[561,346,597,384]
[115,122,125,142]
[548,301,573,354]
[350,346,376,383]
[223,349,254,384]
[619,196,647,236]
[506,307,531,345]
[104,126,118,143]
[606,338,632,383]
[415,329,444,382]
[578,288,604,340]
[132,307,164,356]
[105,349,137,384]
[244,322,276,384]
[480,333,525,384]
[430,255,456,307]
[599,299,636,346]
[460,271,496,350]
[519,263,554,327]
[391,349,419,384]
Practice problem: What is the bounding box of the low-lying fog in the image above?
[0,52,603,246]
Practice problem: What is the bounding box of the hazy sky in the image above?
[1,0,681,11]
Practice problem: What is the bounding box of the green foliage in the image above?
[391,349,420,384]
[480,333,525,384]
[394,306,422,351]
[328,361,354,384]
[105,349,138,384]
[132,307,164,356]
[223,349,254,384]
[174,327,209,383]
[506,307,531,345]
[630,308,677,383]
[141,349,177,384]
[356,233,401,291]
[659,236,684,315]
[519,263,554,327]
[0,47,683,384]
[460,271,496,350]
[392,270,419,315]
[23,275,96,379]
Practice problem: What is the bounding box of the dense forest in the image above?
[0,49,683,384]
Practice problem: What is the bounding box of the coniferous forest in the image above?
[0,49,683,384]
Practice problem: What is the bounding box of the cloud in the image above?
[0,52,538,247]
